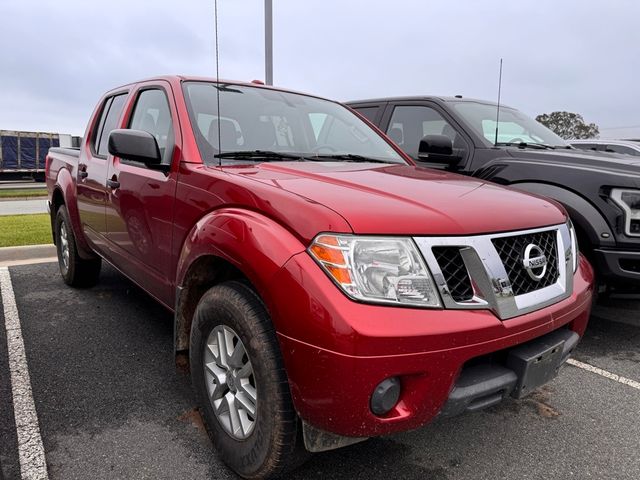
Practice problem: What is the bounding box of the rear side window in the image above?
[91,97,112,154]
[128,89,174,165]
[605,144,640,156]
[308,113,328,140]
[353,107,379,123]
[95,94,128,157]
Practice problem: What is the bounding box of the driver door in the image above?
[381,103,471,172]
[104,81,180,307]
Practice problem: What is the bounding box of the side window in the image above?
[387,106,463,159]
[310,113,385,157]
[606,144,640,156]
[308,113,328,140]
[573,143,596,151]
[260,115,294,148]
[128,89,174,165]
[91,97,112,155]
[197,113,244,148]
[321,116,371,148]
[96,94,128,157]
[353,107,379,123]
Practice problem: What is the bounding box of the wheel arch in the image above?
[509,182,615,252]
[173,208,307,357]
[52,167,95,258]
[50,187,66,245]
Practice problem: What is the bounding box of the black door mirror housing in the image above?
[417,134,461,165]
[108,129,166,170]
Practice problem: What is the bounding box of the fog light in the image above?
[370,377,401,416]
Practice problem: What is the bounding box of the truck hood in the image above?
[506,148,640,177]
[233,162,566,236]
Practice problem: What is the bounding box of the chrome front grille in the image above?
[415,223,573,320]
[432,247,473,302]
[492,230,559,296]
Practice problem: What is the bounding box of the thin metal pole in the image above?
[215,0,222,165]
[265,0,273,85]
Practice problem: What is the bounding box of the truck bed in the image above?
[49,147,80,158]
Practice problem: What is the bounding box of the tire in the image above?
[190,281,307,479]
[54,206,101,287]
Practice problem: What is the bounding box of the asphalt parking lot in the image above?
[1,262,639,480]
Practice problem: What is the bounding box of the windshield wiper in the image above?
[309,153,395,164]
[496,142,555,150]
[214,150,304,161]
[214,150,397,164]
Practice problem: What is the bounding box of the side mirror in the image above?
[417,134,461,164]
[108,129,165,169]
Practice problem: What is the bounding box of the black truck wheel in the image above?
[190,281,306,479]
[54,206,101,287]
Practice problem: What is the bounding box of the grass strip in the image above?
[0,188,47,199]
[0,214,52,247]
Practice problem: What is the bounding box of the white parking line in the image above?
[0,267,49,480]
[567,358,640,391]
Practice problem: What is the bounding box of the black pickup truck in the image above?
[346,96,640,292]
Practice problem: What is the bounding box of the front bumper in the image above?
[593,248,640,287]
[270,253,594,438]
[439,327,579,417]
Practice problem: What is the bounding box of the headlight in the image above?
[568,220,578,273]
[308,234,441,307]
[611,188,640,237]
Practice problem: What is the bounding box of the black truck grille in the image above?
[492,230,559,296]
[433,247,474,302]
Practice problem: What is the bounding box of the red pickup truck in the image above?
[46,76,594,479]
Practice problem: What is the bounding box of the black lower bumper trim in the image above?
[593,248,640,286]
[440,329,579,417]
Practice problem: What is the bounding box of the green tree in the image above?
[535,111,599,139]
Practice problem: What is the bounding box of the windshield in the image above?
[451,101,569,147]
[182,82,406,165]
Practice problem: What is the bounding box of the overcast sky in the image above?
[0,0,638,137]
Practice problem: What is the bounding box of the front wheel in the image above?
[190,281,306,479]
[54,206,101,287]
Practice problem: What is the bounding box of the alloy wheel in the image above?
[204,325,257,439]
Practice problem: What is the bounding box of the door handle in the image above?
[106,179,120,189]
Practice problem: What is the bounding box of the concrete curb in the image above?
[0,244,57,267]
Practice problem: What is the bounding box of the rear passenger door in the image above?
[77,92,128,250]
[104,81,180,307]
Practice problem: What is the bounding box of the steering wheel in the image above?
[311,144,338,153]
[507,138,525,144]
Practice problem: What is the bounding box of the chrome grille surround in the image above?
[414,223,573,320]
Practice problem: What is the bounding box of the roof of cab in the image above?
[102,75,333,103]
[346,95,517,109]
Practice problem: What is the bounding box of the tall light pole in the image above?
[265,0,273,85]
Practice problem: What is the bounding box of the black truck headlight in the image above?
[309,234,441,307]
[611,189,640,237]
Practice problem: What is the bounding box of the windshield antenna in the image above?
[494,58,503,146]
[214,0,222,166]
